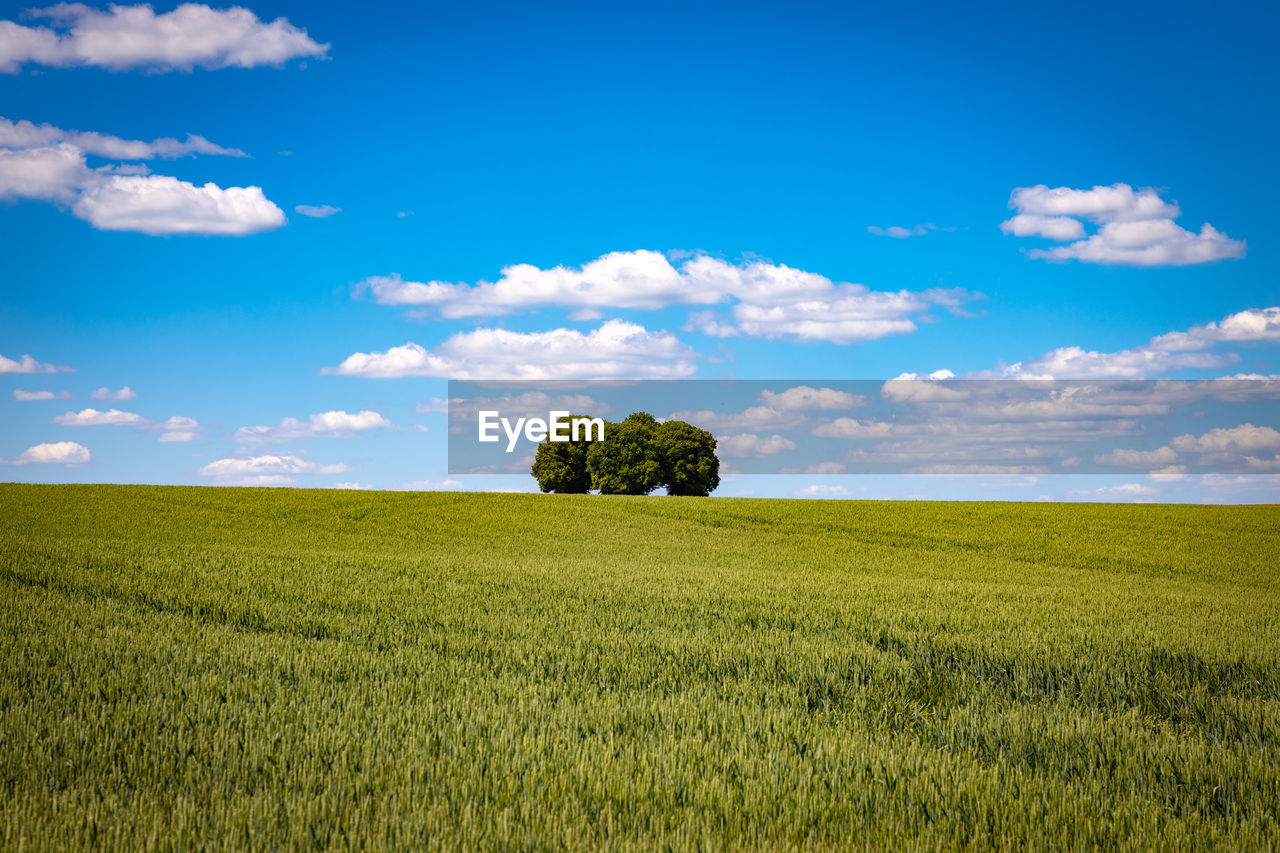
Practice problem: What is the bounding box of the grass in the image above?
[1,483,1277,850]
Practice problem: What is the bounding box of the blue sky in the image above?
[2,0,1278,501]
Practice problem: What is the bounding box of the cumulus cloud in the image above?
[53,406,145,426]
[968,306,1280,379]
[882,371,967,402]
[0,139,284,235]
[236,409,392,443]
[156,415,199,441]
[757,385,864,411]
[357,250,979,345]
[1149,307,1280,350]
[12,388,69,400]
[1093,446,1179,469]
[999,214,1084,241]
[812,418,896,439]
[12,440,90,464]
[90,385,135,400]
[323,319,696,380]
[1009,184,1180,223]
[51,407,200,440]
[0,3,328,73]
[1002,183,1245,266]
[199,453,349,482]
[294,203,339,218]
[666,405,806,433]
[73,174,284,235]
[1170,424,1280,454]
[716,433,797,458]
[0,143,92,202]
[1031,221,1246,267]
[0,117,243,159]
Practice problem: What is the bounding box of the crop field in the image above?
[1,483,1278,850]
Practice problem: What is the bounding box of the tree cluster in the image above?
[531,412,720,496]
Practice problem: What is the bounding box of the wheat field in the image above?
[1,484,1277,850]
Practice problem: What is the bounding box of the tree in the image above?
[652,420,720,496]
[587,417,663,495]
[530,410,720,497]
[531,413,592,493]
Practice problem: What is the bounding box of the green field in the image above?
[1,484,1277,850]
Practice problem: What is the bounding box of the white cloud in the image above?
[414,397,449,414]
[1002,183,1245,266]
[812,418,895,439]
[1030,221,1246,267]
[912,464,1049,475]
[1242,455,1280,473]
[786,462,848,474]
[999,214,1084,241]
[200,454,349,479]
[236,409,392,443]
[968,306,1280,379]
[757,385,864,411]
[13,389,68,400]
[1170,424,1280,454]
[0,117,244,159]
[50,407,199,440]
[730,288,969,344]
[323,319,696,380]
[13,440,90,464]
[682,310,740,338]
[216,474,297,486]
[1072,482,1158,499]
[882,372,966,402]
[53,406,145,426]
[309,410,390,431]
[793,484,852,497]
[0,143,90,202]
[395,479,464,491]
[1009,184,1180,223]
[73,174,284,235]
[1150,307,1280,350]
[716,433,797,458]
[294,203,340,218]
[358,250,978,344]
[90,385,136,400]
[0,3,328,73]
[446,392,609,425]
[666,405,805,433]
[1148,465,1188,482]
[156,415,199,442]
[1093,446,1179,469]
[329,481,372,490]
[0,140,284,236]
[867,224,938,238]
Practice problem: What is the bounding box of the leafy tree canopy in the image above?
[531,411,719,496]
[531,413,593,493]
[652,420,720,496]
